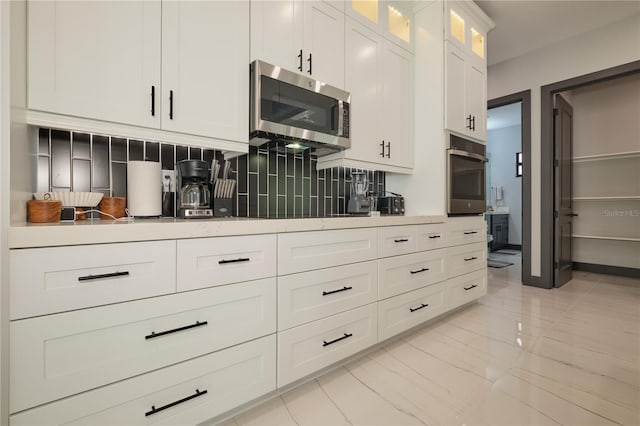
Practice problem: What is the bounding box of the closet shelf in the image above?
[572,235,640,242]
[573,196,640,201]
[573,151,640,162]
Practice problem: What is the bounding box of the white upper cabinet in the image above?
[443,1,494,141]
[161,1,248,142]
[28,1,162,129]
[251,0,345,89]
[346,0,413,51]
[27,0,249,146]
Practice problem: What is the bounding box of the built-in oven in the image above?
[447,133,487,215]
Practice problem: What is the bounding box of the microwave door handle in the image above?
[337,100,344,137]
[448,149,487,162]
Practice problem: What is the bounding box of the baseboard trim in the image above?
[573,262,640,279]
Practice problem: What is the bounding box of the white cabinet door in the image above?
[382,41,413,168]
[28,1,161,128]
[250,0,300,70]
[466,60,487,140]
[378,249,447,300]
[445,42,467,136]
[161,1,248,142]
[303,0,345,88]
[447,242,486,278]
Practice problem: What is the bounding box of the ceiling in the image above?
[475,1,640,66]
[487,102,522,130]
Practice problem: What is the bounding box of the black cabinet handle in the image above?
[169,90,174,120]
[323,332,353,347]
[218,257,250,264]
[464,284,478,291]
[409,303,429,313]
[472,115,476,131]
[145,321,208,340]
[410,267,430,274]
[466,115,472,129]
[297,49,303,71]
[380,140,385,157]
[323,286,353,296]
[394,238,409,243]
[78,271,129,282]
[307,53,312,74]
[151,85,155,116]
[145,389,208,417]
[428,235,441,239]
[386,141,391,158]
[464,231,478,235]
[464,257,478,261]
[566,213,579,217]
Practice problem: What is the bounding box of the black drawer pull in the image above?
[464,257,478,261]
[78,271,129,282]
[464,284,478,291]
[394,238,409,243]
[464,231,478,235]
[323,332,353,347]
[409,303,429,313]
[145,389,208,417]
[428,235,441,239]
[145,321,208,340]
[410,267,430,274]
[323,286,353,296]
[218,257,250,265]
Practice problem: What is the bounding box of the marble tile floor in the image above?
[222,256,640,426]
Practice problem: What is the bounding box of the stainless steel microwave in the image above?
[249,60,351,156]
[447,133,487,215]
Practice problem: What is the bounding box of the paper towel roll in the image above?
[127,161,161,217]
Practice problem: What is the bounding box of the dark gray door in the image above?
[554,95,574,287]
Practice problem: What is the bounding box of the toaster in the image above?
[377,196,405,215]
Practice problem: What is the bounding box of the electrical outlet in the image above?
[162,170,176,192]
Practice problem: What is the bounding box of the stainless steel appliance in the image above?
[378,195,405,215]
[176,160,213,218]
[347,172,370,214]
[250,60,351,156]
[447,133,487,215]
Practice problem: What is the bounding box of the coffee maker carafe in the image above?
[177,160,213,218]
[347,171,371,214]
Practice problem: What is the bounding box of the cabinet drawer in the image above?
[10,335,276,426]
[10,241,176,319]
[378,281,448,341]
[446,220,486,246]
[277,303,378,387]
[415,223,448,251]
[447,242,486,278]
[378,226,417,257]
[378,249,447,300]
[10,278,276,413]
[278,261,378,331]
[278,228,378,275]
[177,234,276,291]
[448,269,487,309]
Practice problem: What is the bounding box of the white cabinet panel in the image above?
[10,278,276,413]
[447,242,486,278]
[378,281,448,341]
[278,303,377,386]
[250,1,300,71]
[415,223,448,251]
[278,261,378,330]
[177,234,276,291]
[378,225,416,257]
[10,336,276,426]
[446,218,486,246]
[378,249,447,299]
[10,241,176,320]
[278,228,378,275]
[445,43,467,136]
[447,269,487,309]
[303,0,345,88]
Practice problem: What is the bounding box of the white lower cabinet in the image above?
[378,249,447,299]
[10,335,276,426]
[447,269,487,309]
[277,303,378,387]
[447,242,486,278]
[378,281,448,341]
[10,278,276,413]
[277,261,378,331]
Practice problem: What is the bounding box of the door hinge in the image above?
[554,159,559,167]
[553,108,559,116]
[554,261,558,269]
[554,210,558,219]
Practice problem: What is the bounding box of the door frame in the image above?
[488,90,531,285]
[540,60,640,289]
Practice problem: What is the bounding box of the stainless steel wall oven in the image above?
[447,133,487,215]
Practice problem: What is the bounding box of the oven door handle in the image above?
[448,149,487,163]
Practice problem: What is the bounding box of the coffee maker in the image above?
[347,172,371,214]
[176,160,213,218]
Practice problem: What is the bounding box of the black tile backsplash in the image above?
[36,129,385,217]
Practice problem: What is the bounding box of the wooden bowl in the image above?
[99,197,126,219]
[27,200,62,223]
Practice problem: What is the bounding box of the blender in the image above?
[176,160,213,218]
[347,172,371,214]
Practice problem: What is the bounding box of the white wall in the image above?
[487,124,522,245]
[487,13,640,277]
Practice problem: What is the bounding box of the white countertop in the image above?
[8,215,448,248]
